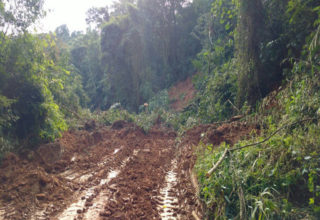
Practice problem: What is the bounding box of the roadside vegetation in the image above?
[193,0,320,218]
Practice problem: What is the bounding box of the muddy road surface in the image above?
[0,119,256,219]
[0,121,203,219]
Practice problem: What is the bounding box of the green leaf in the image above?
[309,197,315,205]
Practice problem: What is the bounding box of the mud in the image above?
[0,119,257,220]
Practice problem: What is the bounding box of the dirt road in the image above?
[0,119,256,219]
[0,121,203,219]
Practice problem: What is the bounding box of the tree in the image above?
[69,30,104,109]
[0,0,45,34]
[97,0,201,111]
[86,6,109,29]
[236,0,265,107]
[55,24,70,42]
[236,0,320,107]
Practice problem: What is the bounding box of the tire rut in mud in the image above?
[0,123,207,220]
[97,137,176,219]
[156,159,180,219]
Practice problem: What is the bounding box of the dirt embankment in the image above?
[168,77,196,112]
[0,120,257,220]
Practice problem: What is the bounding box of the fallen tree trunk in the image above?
[206,148,228,177]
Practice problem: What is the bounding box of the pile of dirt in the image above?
[0,153,75,219]
[0,126,119,219]
[168,77,196,111]
[183,121,259,147]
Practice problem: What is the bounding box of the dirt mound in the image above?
[0,152,74,219]
[169,77,196,111]
[183,121,258,147]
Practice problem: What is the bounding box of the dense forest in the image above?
[0,0,320,219]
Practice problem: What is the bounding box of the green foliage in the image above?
[236,0,319,107]
[0,95,16,128]
[194,60,237,123]
[0,95,17,160]
[39,98,67,141]
[236,0,266,107]
[98,0,201,111]
[0,1,74,154]
[191,0,319,123]
[68,29,102,109]
[134,111,162,132]
[55,25,70,43]
[196,119,320,219]
[191,0,238,123]
[97,109,134,126]
[0,29,86,148]
[142,89,170,112]
[86,6,109,29]
[0,137,14,160]
[195,25,320,219]
[0,0,45,33]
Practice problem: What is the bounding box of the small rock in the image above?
[36,193,46,200]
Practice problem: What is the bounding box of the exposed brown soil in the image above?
[0,120,257,220]
[168,77,196,112]
[184,121,259,147]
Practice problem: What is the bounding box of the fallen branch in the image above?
[206,117,318,177]
[230,117,318,152]
[206,147,228,177]
[192,211,201,220]
[229,125,283,152]
[227,99,240,113]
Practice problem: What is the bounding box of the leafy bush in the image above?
[140,89,170,113]
[193,60,238,123]
[82,109,134,126]
[196,120,320,219]
[0,96,18,161]
[191,0,238,123]
[0,33,85,147]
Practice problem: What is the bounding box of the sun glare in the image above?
[37,0,114,33]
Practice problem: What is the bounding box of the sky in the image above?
[37,0,115,33]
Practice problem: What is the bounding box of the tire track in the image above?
[157,159,180,220]
[55,148,136,220]
[82,149,139,219]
